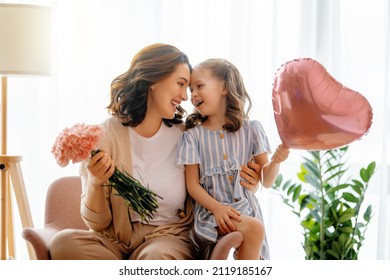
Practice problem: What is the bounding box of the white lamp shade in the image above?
[0,4,51,76]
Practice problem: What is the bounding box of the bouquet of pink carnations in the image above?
[51,123,162,223]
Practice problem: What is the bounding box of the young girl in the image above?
[177,58,289,260]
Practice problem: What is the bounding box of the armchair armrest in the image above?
[210,231,243,260]
[21,227,60,260]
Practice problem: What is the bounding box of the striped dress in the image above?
[176,119,272,259]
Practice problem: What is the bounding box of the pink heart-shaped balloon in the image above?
[272,58,373,150]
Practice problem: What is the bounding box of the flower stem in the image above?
[92,149,162,223]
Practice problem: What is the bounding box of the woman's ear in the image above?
[221,82,228,96]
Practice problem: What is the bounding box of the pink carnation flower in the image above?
[51,122,161,223]
[51,123,104,167]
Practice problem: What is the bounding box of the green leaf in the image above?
[274,174,283,187]
[297,164,308,182]
[360,162,376,182]
[299,194,311,211]
[350,181,362,195]
[303,161,320,179]
[363,205,372,222]
[332,240,342,255]
[339,226,354,233]
[330,206,338,222]
[292,185,302,202]
[339,208,355,223]
[342,192,359,203]
[282,179,292,191]
[326,249,340,259]
[352,179,364,189]
[301,219,316,230]
[324,163,343,174]
[340,146,349,152]
[360,168,368,182]
[310,151,321,162]
[297,172,306,182]
[326,183,350,194]
[304,195,317,210]
[305,174,321,189]
[366,161,376,177]
[338,233,349,248]
[323,182,332,193]
[287,184,296,196]
[324,169,347,183]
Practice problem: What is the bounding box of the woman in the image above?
[49,44,261,260]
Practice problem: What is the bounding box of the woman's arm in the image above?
[80,150,115,231]
[84,151,115,211]
[240,161,261,192]
[185,164,241,234]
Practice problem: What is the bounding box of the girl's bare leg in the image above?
[232,216,265,260]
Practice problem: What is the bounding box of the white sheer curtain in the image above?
[3,0,388,260]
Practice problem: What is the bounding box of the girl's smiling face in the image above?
[190,67,226,117]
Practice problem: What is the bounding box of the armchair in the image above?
[22,176,243,260]
[21,176,87,260]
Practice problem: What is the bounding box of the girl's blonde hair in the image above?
[186,58,252,132]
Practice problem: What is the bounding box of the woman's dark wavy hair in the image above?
[186,58,252,132]
[107,43,191,127]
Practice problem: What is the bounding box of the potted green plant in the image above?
[272,146,376,259]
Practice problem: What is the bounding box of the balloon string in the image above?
[259,162,269,194]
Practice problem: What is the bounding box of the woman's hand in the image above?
[240,161,261,192]
[87,150,115,187]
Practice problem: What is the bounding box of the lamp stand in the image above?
[0,77,35,260]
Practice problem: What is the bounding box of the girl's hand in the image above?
[87,150,115,187]
[213,203,241,235]
[240,161,261,192]
[271,144,290,164]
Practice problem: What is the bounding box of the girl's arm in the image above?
[185,164,241,234]
[254,144,290,188]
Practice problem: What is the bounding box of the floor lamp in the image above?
[0,4,51,260]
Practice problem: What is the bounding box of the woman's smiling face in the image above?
[148,63,190,119]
